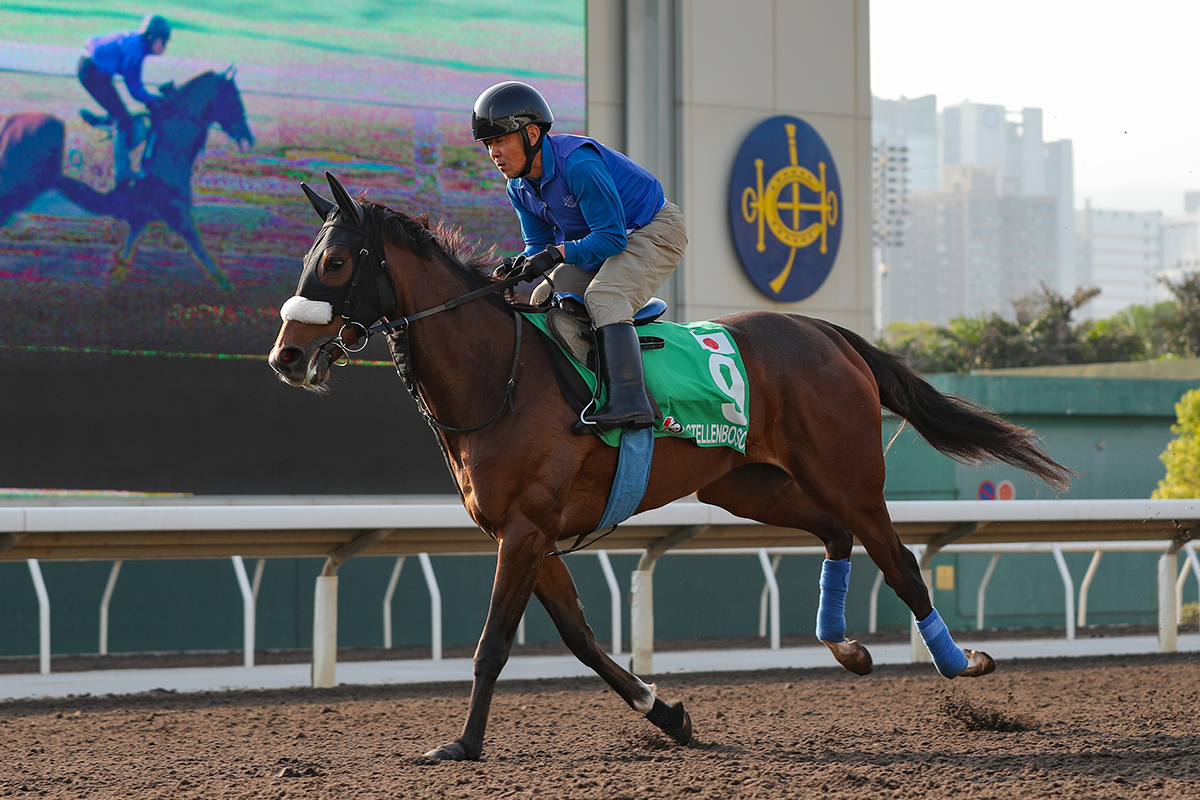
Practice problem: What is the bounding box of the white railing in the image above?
[6,498,1199,679]
[20,538,1199,678]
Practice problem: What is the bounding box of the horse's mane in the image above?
[359,200,501,289]
[156,71,220,118]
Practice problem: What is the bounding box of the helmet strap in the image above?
[514,125,541,179]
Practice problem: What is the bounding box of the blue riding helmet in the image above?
[139,14,171,42]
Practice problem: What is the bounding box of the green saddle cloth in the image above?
[522,313,750,452]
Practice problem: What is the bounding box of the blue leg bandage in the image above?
[916,608,968,678]
[815,558,851,642]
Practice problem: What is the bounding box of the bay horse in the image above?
[269,173,1073,762]
[0,70,253,288]
[0,113,64,226]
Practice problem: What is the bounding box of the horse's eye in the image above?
[317,248,353,286]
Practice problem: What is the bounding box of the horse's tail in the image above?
[830,323,1075,492]
[54,175,127,218]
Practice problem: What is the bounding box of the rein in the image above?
[384,304,524,435]
[360,265,530,435]
[366,271,526,336]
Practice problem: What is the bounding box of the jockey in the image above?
[473,81,688,431]
[77,14,171,184]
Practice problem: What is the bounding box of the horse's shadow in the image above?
[0,68,253,289]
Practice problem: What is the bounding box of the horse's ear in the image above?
[325,171,363,227]
[223,64,237,81]
[301,182,336,220]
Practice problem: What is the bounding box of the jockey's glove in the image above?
[521,245,564,282]
[492,255,527,279]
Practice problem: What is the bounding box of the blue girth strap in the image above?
[548,426,654,557]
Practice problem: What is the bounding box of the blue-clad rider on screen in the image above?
[473,81,688,432]
[77,14,171,185]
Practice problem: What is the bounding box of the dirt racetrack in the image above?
[2,652,1199,799]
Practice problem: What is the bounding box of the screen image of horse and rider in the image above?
[0,1,585,357]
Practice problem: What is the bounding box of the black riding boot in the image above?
[586,322,654,431]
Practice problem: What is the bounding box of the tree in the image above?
[877,320,966,374]
[1104,301,1179,360]
[1152,388,1200,499]
[1159,272,1200,356]
[879,285,1121,372]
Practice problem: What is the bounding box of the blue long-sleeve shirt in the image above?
[85,31,156,105]
[507,134,665,270]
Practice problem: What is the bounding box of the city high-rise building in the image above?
[872,95,938,192]
[1075,204,1164,319]
[873,95,1074,328]
[888,165,1057,324]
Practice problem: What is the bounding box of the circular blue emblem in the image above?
[728,115,841,302]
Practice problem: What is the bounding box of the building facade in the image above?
[1075,205,1165,319]
[590,0,873,332]
[873,96,1074,327]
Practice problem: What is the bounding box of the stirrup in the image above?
[81,109,112,129]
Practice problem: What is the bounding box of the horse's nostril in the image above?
[277,346,301,364]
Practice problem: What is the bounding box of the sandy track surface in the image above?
[2,651,1198,799]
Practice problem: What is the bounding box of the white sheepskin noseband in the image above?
[280,296,333,325]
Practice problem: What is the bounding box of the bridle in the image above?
[368,266,530,435]
[318,219,531,435]
[289,172,532,435]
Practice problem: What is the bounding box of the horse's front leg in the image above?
[533,554,692,745]
[424,528,545,762]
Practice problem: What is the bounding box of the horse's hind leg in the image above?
[846,499,994,678]
[697,464,872,675]
[159,200,233,290]
[533,555,693,745]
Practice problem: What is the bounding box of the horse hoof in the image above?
[645,697,694,745]
[822,639,874,675]
[423,741,476,761]
[208,270,234,291]
[959,648,996,677]
[106,263,130,284]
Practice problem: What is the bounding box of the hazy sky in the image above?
[870,1,1200,215]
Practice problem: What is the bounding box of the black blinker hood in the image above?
[296,172,396,328]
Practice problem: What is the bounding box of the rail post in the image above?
[596,550,622,656]
[231,556,255,668]
[629,526,708,675]
[382,556,405,649]
[312,567,338,688]
[27,559,50,675]
[418,553,442,660]
[99,560,122,656]
[976,553,1000,630]
[757,549,780,649]
[1159,546,1179,652]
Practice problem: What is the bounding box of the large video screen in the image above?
[0,1,585,357]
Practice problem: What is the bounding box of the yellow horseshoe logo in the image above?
[740,123,839,295]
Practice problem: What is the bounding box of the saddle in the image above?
[543,291,666,372]
[534,292,666,435]
[80,109,151,143]
[80,109,154,182]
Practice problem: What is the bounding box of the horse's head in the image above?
[270,172,504,389]
[269,172,395,388]
[212,67,253,153]
[169,68,253,152]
